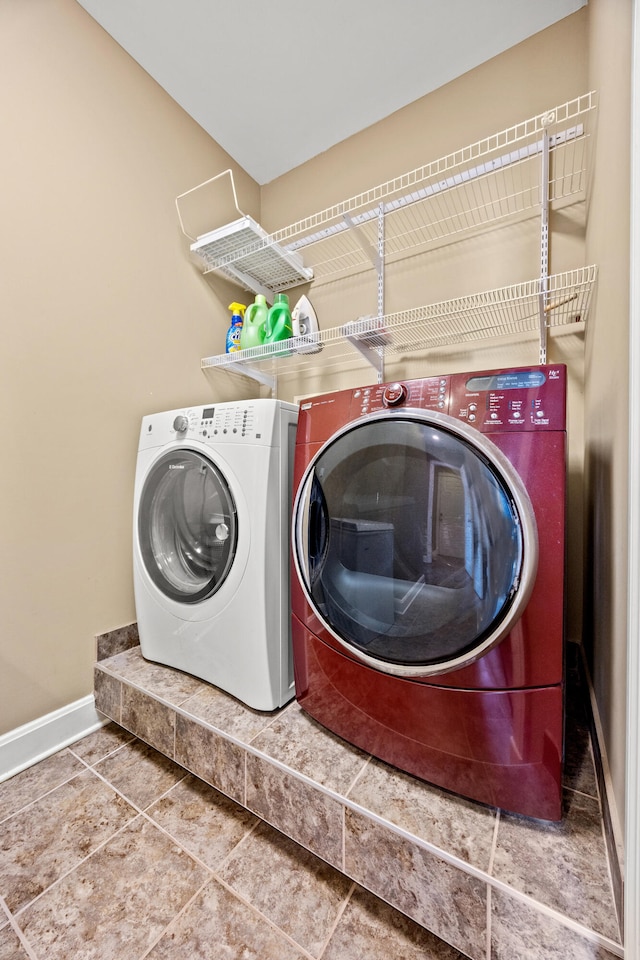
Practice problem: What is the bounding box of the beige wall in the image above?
[0,0,258,734]
[583,0,633,840]
[1,0,630,847]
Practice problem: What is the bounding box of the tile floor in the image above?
[0,630,624,959]
[1,723,471,960]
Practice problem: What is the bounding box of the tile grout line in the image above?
[67,736,134,770]
[0,733,144,826]
[0,759,88,826]
[0,896,10,925]
[82,755,262,885]
[316,881,358,960]
[74,749,190,804]
[343,754,373,799]
[173,700,177,765]
[485,809,501,960]
[207,816,262,878]
[565,780,606,803]
[58,756,206,874]
[479,877,624,957]
[10,810,146,922]
[245,698,298,745]
[1,895,39,960]
[243,747,247,807]
[211,873,318,960]
[136,874,214,960]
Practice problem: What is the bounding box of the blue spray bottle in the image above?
[225,302,246,353]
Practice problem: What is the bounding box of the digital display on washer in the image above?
[466,371,546,392]
[203,407,215,419]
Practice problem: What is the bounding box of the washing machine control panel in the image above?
[144,404,277,445]
[198,404,261,440]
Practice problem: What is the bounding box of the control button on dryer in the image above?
[382,382,408,406]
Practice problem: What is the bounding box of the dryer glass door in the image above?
[138,450,237,603]
[293,414,538,677]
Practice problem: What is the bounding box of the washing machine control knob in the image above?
[382,382,408,407]
[173,415,189,433]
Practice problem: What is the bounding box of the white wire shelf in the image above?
[176,172,313,299]
[190,215,313,295]
[182,92,596,295]
[201,266,596,388]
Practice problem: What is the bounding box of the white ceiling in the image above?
[75,0,586,185]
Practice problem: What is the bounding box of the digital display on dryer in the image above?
[466,371,546,392]
[203,407,215,419]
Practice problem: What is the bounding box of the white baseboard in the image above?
[0,695,108,783]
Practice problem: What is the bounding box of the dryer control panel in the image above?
[346,365,566,432]
[449,365,566,432]
[296,365,566,443]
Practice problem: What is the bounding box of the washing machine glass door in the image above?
[293,412,538,677]
[138,450,237,603]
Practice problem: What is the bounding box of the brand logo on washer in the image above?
[169,464,185,470]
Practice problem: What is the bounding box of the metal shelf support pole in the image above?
[377,204,385,383]
[342,204,387,381]
[538,124,551,365]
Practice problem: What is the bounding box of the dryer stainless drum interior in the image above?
[291,366,566,820]
[133,398,298,711]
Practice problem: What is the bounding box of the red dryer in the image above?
[290,365,566,820]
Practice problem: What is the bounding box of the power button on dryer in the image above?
[382,382,408,406]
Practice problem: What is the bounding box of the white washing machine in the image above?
[133,398,299,710]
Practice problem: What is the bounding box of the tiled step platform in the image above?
[95,627,623,960]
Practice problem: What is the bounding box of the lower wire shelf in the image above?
[200,265,596,389]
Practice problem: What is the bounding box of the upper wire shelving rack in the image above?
[186,91,597,387]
